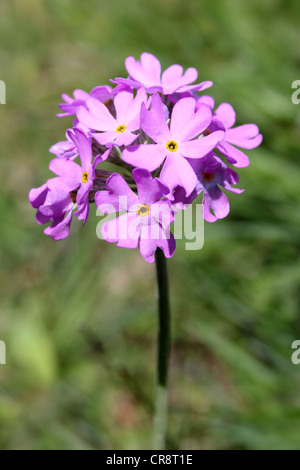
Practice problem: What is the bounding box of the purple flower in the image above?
[49,126,91,160]
[77,89,147,147]
[209,103,263,168]
[113,52,212,95]
[57,89,90,118]
[48,128,110,224]
[29,183,74,240]
[57,85,126,119]
[96,169,176,263]
[122,93,224,196]
[179,153,244,222]
[49,131,79,160]
[89,83,130,102]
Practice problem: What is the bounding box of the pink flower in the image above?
[57,89,90,118]
[187,152,244,222]
[122,93,224,196]
[29,183,74,240]
[48,129,110,224]
[209,103,263,168]
[113,52,212,95]
[96,169,176,263]
[77,89,147,147]
[57,85,126,118]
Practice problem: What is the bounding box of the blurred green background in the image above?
[0,0,300,450]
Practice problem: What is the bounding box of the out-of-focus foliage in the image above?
[0,0,299,450]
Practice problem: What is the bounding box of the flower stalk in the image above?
[153,248,171,450]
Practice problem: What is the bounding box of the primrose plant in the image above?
[29,53,262,449]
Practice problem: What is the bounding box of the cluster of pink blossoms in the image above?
[29,53,262,263]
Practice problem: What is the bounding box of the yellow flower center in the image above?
[166,140,178,152]
[82,171,89,184]
[116,124,127,133]
[202,171,214,182]
[137,204,150,217]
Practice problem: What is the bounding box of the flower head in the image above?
[30,53,262,256]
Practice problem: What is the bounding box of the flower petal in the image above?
[39,189,72,218]
[160,154,197,196]
[139,224,176,263]
[125,87,148,130]
[114,131,140,147]
[92,131,119,146]
[49,157,82,189]
[140,94,170,144]
[178,80,213,93]
[203,187,230,222]
[29,184,48,209]
[74,200,90,226]
[162,65,198,93]
[226,124,263,149]
[150,200,175,231]
[214,103,236,129]
[132,168,169,205]
[102,213,140,248]
[96,173,138,213]
[76,180,93,205]
[217,141,250,168]
[67,128,92,171]
[122,144,167,171]
[44,210,73,241]
[89,85,114,102]
[125,53,161,88]
[77,98,116,131]
[49,140,77,158]
[179,130,224,159]
[196,95,215,110]
[170,99,212,142]
[114,91,134,122]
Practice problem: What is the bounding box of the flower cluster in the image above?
[29,52,262,262]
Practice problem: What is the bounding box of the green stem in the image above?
[153,248,171,450]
